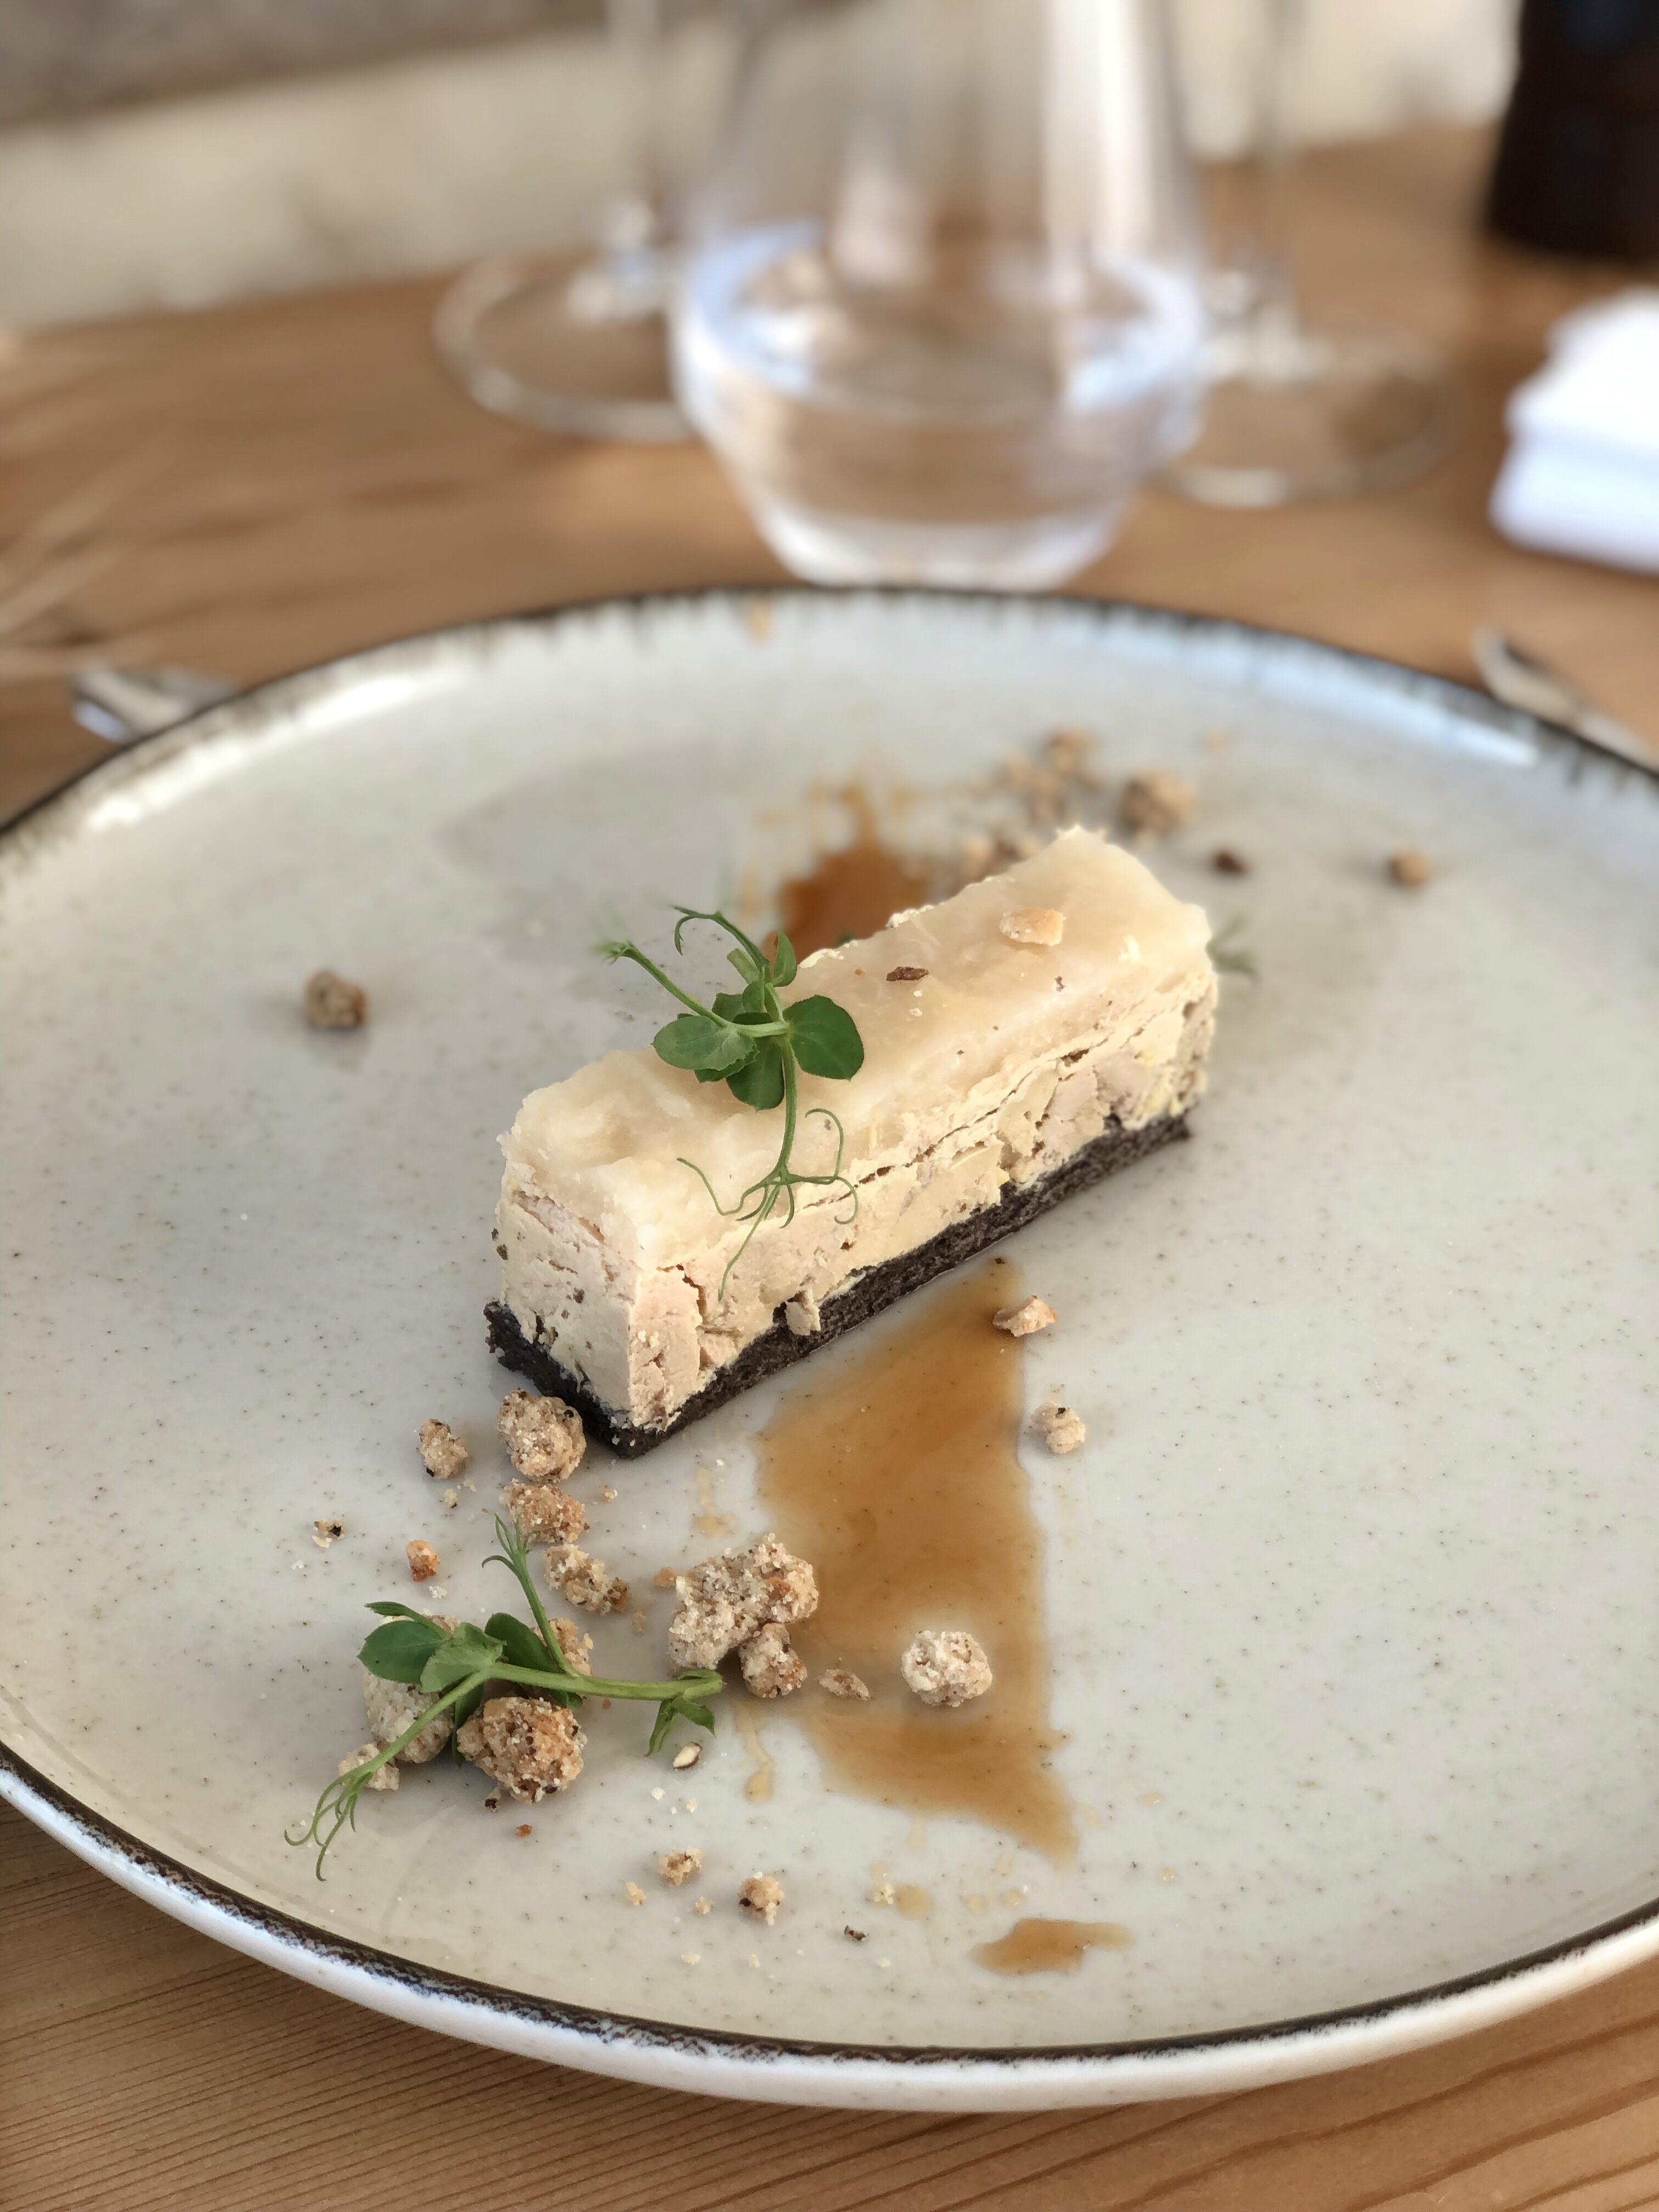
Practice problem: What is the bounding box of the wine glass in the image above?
[435,0,731,443]
[1162,0,1457,506]
[673,0,1207,588]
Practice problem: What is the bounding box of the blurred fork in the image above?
[70,664,234,744]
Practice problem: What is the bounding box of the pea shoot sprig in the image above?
[1211,918,1259,980]
[600,908,865,1296]
[287,1515,721,1878]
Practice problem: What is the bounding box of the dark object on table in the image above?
[1487,0,1659,261]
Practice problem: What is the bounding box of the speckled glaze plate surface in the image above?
[3,591,1657,2112]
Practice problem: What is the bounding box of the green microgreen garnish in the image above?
[600,907,865,1297]
[287,1515,721,1878]
[1211,918,1258,979]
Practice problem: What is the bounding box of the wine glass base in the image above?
[433,250,690,443]
[1163,322,1455,507]
[741,486,1120,591]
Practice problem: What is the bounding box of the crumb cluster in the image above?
[739,1875,785,1925]
[456,1696,585,1801]
[819,1668,872,1702]
[739,1621,809,1700]
[303,970,368,1029]
[338,1743,398,1790]
[993,1295,1057,1338]
[498,1389,586,1482]
[503,1480,586,1545]
[405,1538,439,1582]
[901,1629,994,1708]
[668,1534,818,1672]
[419,1419,469,1480]
[545,1544,629,1614]
[552,1617,593,1675]
[363,1633,457,1763]
[1119,770,1195,841]
[659,1848,703,1888]
[1032,1403,1087,1454]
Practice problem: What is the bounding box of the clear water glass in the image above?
[674,0,1205,589]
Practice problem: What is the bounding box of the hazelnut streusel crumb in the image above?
[998,906,1065,948]
[551,1617,593,1675]
[871,1883,897,1906]
[405,1539,439,1582]
[338,1743,398,1790]
[497,1389,585,1482]
[364,1637,456,1763]
[653,1567,680,1590]
[1032,1403,1087,1454]
[693,1897,712,1916]
[502,1480,586,1545]
[625,1881,646,1906]
[1387,848,1435,887]
[1119,770,1195,840]
[886,964,929,982]
[739,1875,784,1925]
[544,1545,629,1614]
[819,1668,872,1701]
[993,1295,1057,1337]
[455,1696,585,1802]
[901,1629,994,1708]
[668,1534,819,1670]
[740,1622,808,1699]
[418,1419,469,1480]
[660,1849,703,1888]
[313,1518,343,1548]
[303,970,368,1029]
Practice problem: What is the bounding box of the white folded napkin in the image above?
[1489,289,1659,574]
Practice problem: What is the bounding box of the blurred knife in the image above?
[1473,628,1654,768]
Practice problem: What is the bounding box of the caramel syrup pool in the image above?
[757,1265,1076,1864]
[970,1918,1134,1976]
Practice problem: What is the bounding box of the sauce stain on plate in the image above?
[773,787,934,956]
[972,1918,1135,1976]
[758,1266,1076,1864]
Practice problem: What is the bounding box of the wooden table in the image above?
[3,125,1657,2212]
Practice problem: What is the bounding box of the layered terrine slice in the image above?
[487,827,1216,1454]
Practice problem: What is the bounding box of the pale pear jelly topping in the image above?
[496,829,1216,1430]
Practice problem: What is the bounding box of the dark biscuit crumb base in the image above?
[486,1111,1190,1458]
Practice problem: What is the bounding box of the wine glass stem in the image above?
[1233,0,1303,335]
[606,0,672,264]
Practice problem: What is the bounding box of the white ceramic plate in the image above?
[4,591,1656,2112]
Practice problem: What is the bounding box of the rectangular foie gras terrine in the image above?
[487,827,1216,1454]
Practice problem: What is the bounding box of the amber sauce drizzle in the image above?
[774,788,935,958]
[757,1266,1077,1865]
[970,1918,1134,1977]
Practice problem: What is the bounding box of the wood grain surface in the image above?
[3,125,1658,2212]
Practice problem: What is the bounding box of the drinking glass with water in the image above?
[674,0,1205,589]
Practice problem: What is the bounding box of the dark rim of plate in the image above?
[3,586,1656,2080]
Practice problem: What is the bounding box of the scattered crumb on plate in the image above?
[1031,1403,1087,1454]
[303,970,367,1029]
[498,1388,585,1482]
[993,1295,1057,1337]
[739,1875,784,1925]
[418,1419,469,1480]
[901,1629,994,1708]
